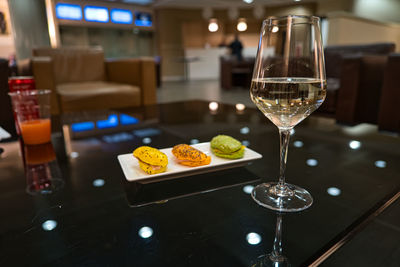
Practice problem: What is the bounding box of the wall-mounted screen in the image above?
[56,3,82,20]
[111,9,133,24]
[135,12,152,27]
[84,6,109,23]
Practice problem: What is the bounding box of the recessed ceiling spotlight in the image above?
[294,0,301,2]
[208,19,219,32]
[209,101,219,111]
[243,0,254,3]
[237,19,247,32]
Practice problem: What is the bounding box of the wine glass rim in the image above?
[263,15,320,25]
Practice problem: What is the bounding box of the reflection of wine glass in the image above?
[251,213,289,267]
[250,15,326,212]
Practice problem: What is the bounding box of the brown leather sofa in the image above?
[319,43,395,123]
[378,53,400,133]
[220,56,254,90]
[31,47,157,114]
[0,58,17,136]
[335,54,389,125]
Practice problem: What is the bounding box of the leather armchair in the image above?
[31,47,156,114]
[378,53,400,133]
[0,58,16,136]
[319,43,395,119]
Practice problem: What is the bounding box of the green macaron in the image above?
[210,135,245,159]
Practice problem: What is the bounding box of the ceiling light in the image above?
[243,0,254,3]
[272,26,279,33]
[209,101,219,111]
[236,103,246,111]
[294,0,301,2]
[208,19,218,32]
[237,19,247,32]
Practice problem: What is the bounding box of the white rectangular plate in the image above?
[118,142,262,183]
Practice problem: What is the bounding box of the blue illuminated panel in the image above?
[135,12,152,27]
[55,3,82,21]
[120,114,139,125]
[84,6,109,23]
[111,9,133,24]
[71,121,95,132]
[96,115,119,129]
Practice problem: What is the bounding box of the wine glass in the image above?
[250,15,326,212]
[251,213,289,267]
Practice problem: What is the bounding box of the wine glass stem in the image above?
[271,213,283,258]
[278,128,292,190]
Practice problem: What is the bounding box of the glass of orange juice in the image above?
[8,90,52,145]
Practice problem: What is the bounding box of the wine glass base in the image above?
[251,182,313,212]
[251,254,290,267]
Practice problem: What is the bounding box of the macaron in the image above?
[172,144,211,167]
[210,135,245,159]
[133,146,168,174]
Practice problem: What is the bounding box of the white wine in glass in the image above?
[250,16,326,212]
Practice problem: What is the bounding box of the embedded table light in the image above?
[327,187,341,196]
[70,152,79,159]
[293,140,304,148]
[243,185,254,194]
[42,220,57,231]
[190,139,200,144]
[240,127,250,135]
[246,232,262,245]
[138,226,153,239]
[93,179,105,187]
[142,137,152,144]
[306,159,318,167]
[242,140,250,147]
[375,160,387,168]
[349,140,361,150]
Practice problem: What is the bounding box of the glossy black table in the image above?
[0,101,399,266]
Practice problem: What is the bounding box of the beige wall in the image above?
[156,3,316,79]
[353,0,400,23]
[317,0,354,16]
[327,13,400,51]
[0,0,14,58]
